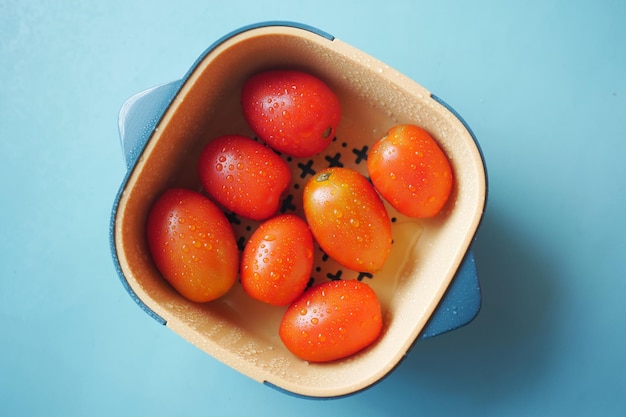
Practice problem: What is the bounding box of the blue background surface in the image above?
[1,1,625,415]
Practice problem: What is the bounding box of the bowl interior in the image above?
[113,25,486,398]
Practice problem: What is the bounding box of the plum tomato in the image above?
[367,124,454,218]
[303,167,392,273]
[198,135,292,221]
[241,69,341,158]
[240,214,314,306]
[279,279,383,362]
[146,188,239,302]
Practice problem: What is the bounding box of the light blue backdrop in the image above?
[1,1,624,416]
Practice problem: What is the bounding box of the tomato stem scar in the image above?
[316,172,332,182]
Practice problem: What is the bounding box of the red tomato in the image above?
[279,279,383,362]
[367,124,454,218]
[240,215,314,306]
[241,69,341,158]
[303,167,392,273]
[146,188,239,302]
[198,135,292,221]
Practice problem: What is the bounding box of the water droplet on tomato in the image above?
[311,317,319,325]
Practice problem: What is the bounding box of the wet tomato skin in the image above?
[367,124,454,218]
[198,135,292,221]
[303,167,392,273]
[241,214,315,306]
[279,279,383,362]
[241,69,341,158]
[146,188,239,302]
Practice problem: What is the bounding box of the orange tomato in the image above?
[241,69,341,158]
[241,215,314,306]
[367,124,454,218]
[303,167,392,273]
[146,188,239,302]
[198,135,292,221]
[279,279,383,362]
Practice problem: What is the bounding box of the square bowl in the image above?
[110,21,487,398]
